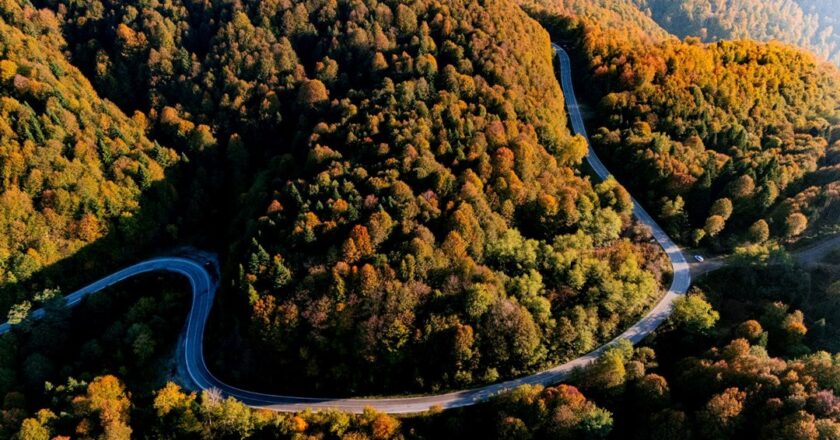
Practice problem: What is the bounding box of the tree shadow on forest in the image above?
[0,159,210,322]
[0,163,181,397]
[1,148,264,394]
[0,140,260,391]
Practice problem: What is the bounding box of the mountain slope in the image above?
[520,0,840,247]
[634,0,840,66]
[590,38,840,244]
[223,0,663,394]
[0,3,176,315]
[27,0,668,395]
[519,0,671,44]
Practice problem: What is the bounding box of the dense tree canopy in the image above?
[572,249,840,440]
[212,0,663,394]
[634,0,840,66]
[0,0,671,396]
[0,0,838,439]
[520,1,840,248]
[0,2,176,318]
[586,39,840,246]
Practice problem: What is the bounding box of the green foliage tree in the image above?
[6,302,30,325]
[199,389,254,438]
[581,340,634,392]
[710,198,733,220]
[671,291,719,334]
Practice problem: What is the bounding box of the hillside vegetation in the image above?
[519,0,671,44]
[633,0,840,66]
[567,251,840,439]
[522,3,840,248]
[0,3,176,316]
[221,0,663,394]
[7,253,840,439]
[589,39,840,246]
[0,0,839,438]
[22,0,671,395]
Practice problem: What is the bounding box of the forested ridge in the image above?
[633,0,840,67]
[590,39,840,247]
[0,0,839,439]
[216,0,664,394]
[0,1,177,318]
[0,0,672,397]
[522,0,840,249]
[518,0,670,45]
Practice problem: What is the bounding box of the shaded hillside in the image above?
[634,0,840,66]
[26,0,669,395]
[0,2,177,316]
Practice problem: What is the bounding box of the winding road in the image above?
[0,45,692,414]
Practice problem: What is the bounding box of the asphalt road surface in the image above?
[687,234,840,279]
[0,44,693,414]
[795,235,840,266]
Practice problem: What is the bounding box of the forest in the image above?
[7,0,676,395]
[0,0,838,438]
[0,0,683,415]
[633,0,840,66]
[0,2,177,318]
[589,39,840,247]
[3,241,839,439]
[522,0,840,249]
[518,0,670,45]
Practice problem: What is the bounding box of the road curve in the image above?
[0,44,691,414]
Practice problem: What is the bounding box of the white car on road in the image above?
[694,255,705,263]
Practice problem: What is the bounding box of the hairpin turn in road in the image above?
[0,44,692,414]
